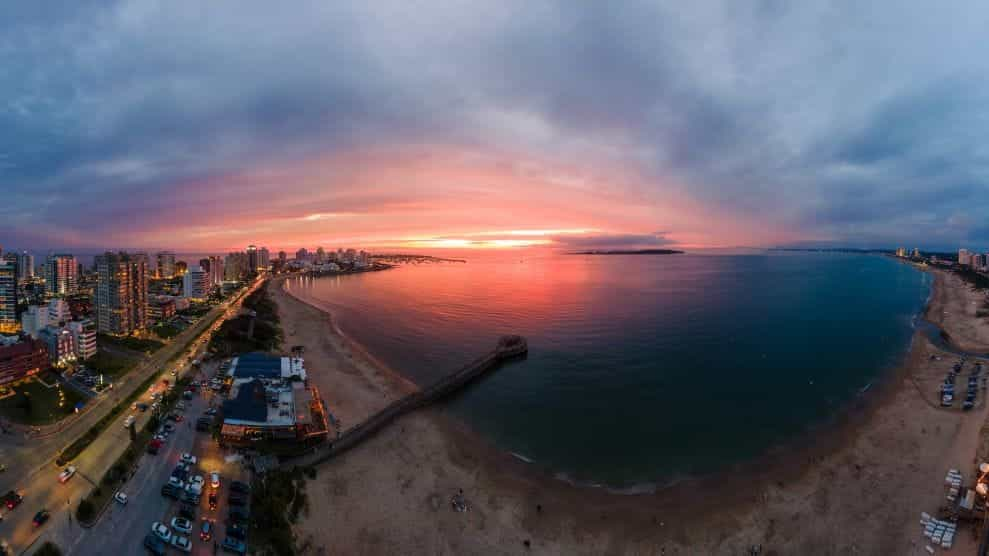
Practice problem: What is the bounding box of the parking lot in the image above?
[51,368,252,555]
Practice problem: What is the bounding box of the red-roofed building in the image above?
[0,337,49,385]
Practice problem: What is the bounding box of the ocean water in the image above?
[283,252,931,488]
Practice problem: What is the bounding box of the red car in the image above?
[2,490,23,510]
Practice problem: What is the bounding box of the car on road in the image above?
[114,492,128,505]
[58,465,77,483]
[171,535,192,553]
[209,492,218,510]
[2,491,22,510]
[200,519,214,541]
[32,509,50,527]
[221,537,246,554]
[229,481,250,494]
[171,516,193,534]
[164,422,176,432]
[143,534,166,556]
[147,439,163,454]
[181,453,198,465]
[151,521,172,543]
[205,407,217,415]
[123,415,135,429]
[210,471,221,489]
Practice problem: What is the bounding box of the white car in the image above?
[167,477,186,490]
[180,453,197,465]
[170,517,193,534]
[113,492,128,505]
[190,475,205,488]
[210,471,220,489]
[151,522,172,543]
[122,415,135,429]
[186,482,203,496]
[58,466,77,484]
[171,535,192,552]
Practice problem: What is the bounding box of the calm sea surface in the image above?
[284,252,930,488]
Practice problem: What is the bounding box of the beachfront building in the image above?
[0,337,49,384]
[218,352,328,447]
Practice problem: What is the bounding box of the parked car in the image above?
[114,492,128,505]
[151,521,172,543]
[171,535,192,553]
[227,523,247,540]
[228,508,249,524]
[171,517,193,534]
[179,503,197,520]
[180,453,198,465]
[58,466,77,484]
[143,534,166,556]
[161,485,180,500]
[221,537,246,554]
[167,477,186,490]
[229,481,250,494]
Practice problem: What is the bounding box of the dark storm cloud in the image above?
[2,1,989,249]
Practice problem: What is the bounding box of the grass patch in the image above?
[97,334,165,354]
[0,378,85,425]
[82,351,137,379]
[152,323,183,339]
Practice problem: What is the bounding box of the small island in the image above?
[571,249,684,255]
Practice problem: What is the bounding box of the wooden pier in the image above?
[285,335,527,468]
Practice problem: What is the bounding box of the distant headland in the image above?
[570,249,684,255]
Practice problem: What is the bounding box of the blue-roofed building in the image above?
[218,353,325,447]
[226,352,306,382]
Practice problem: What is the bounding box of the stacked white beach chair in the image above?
[945,469,963,502]
[920,512,956,550]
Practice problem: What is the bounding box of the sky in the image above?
[1,1,988,253]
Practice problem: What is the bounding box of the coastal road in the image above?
[0,278,261,554]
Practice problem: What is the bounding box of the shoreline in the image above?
[275,265,989,554]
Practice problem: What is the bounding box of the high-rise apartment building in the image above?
[20,304,49,338]
[259,247,270,271]
[183,265,209,300]
[295,248,309,262]
[45,254,78,295]
[224,252,247,281]
[207,256,224,286]
[0,260,17,333]
[156,252,177,279]
[16,251,34,281]
[96,252,149,335]
[68,318,97,360]
[246,245,258,273]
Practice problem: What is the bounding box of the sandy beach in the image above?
[272,266,989,555]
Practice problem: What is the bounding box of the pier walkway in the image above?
[283,335,527,469]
